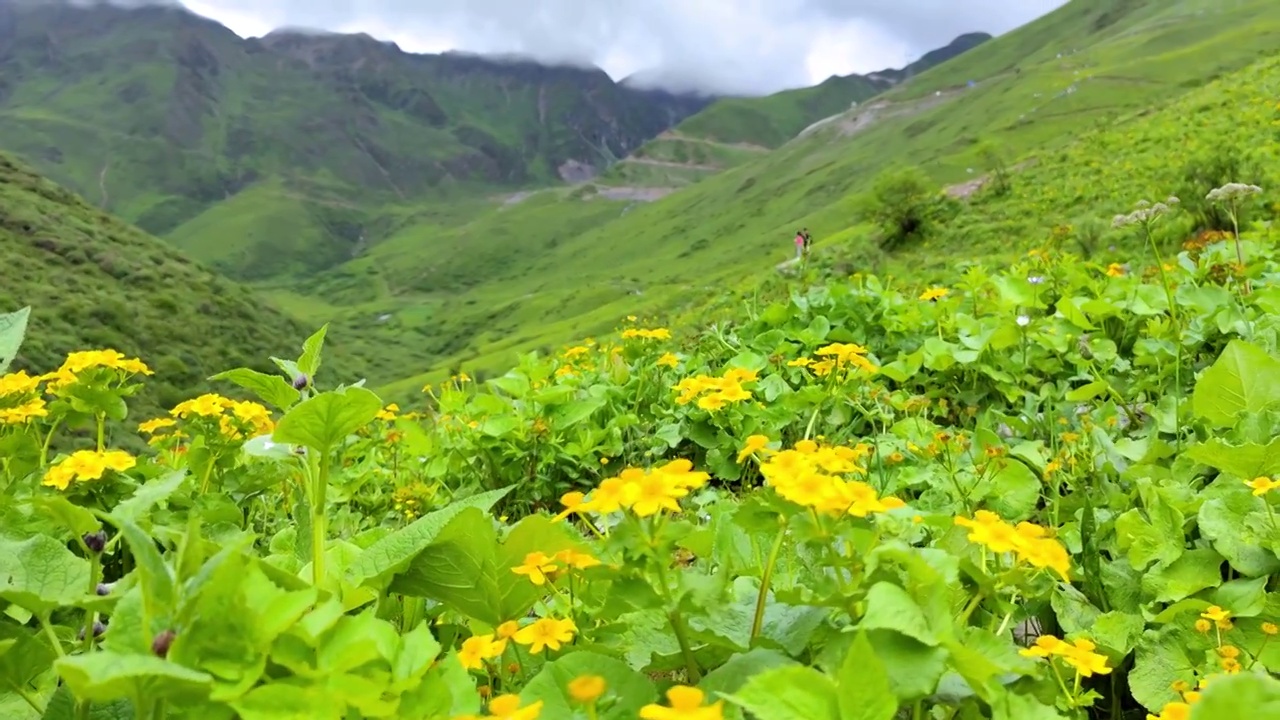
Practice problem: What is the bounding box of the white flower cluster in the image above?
[1206,183,1263,203]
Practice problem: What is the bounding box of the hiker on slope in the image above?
[794,230,806,260]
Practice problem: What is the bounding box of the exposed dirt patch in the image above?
[594,186,677,202]
[618,157,720,171]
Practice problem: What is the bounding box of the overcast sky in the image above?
[179,0,1068,95]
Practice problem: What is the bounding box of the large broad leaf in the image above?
[859,582,937,646]
[113,470,188,524]
[835,631,898,720]
[0,534,91,614]
[297,324,328,379]
[1196,479,1280,577]
[230,682,340,720]
[984,461,1040,521]
[390,507,581,625]
[209,368,300,411]
[344,488,511,589]
[1140,548,1224,603]
[1129,628,1197,712]
[55,652,213,704]
[699,649,798,698]
[520,651,657,720]
[0,306,30,374]
[1186,438,1280,479]
[1192,340,1280,427]
[725,666,839,720]
[272,386,382,452]
[32,686,132,720]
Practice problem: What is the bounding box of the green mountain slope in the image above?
[603,33,992,188]
[0,0,710,278]
[327,0,1280,397]
[0,151,350,422]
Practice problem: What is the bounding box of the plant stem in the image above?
[95,413,105,452]
[311,450,332,587]
[12,684,44,714]
[40,417,64,467]
[654,556,701,683]
[751,525,788,643]
[38,614,65,658]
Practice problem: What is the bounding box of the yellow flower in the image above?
[1146,702,1191,720]
[512,618,576,654]
[0,370,41,397]
[171,393,229,418]
[485,694,543,720]
[1262,622,1278,636]
[42,449,136,490]
[640,686,724,720]
[657,353,680,368]
[736,435,772,463]
[1245,477,1280,495]
[1106,263,1126,277]
[1201,606,1232,626]
[1058,639,1112,677]
[627,472,691,517]
[496,621,519,639]
[568,675,606,704]
[457,634,507,670]
[1019,635,1067,658]
[1194,619,1212,634]
[919,286,949,301]
[787,357,811,367]
[376,403,400,421]
[511,552,559,586]
[137,418,176,434]
[551,491,586,522]
[554,548,601,571]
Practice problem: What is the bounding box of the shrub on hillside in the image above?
[862,166,950,252]
[1178,145,1265,232]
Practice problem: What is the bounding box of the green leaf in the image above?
[113,470,187,524]
[553,398,606,430]
[1192,340,1280,427]
[55,652,213,704]
[1114,503,1185,571]
[209,368,300,411]
[1141,548,1224,603]
[272,386,382,452]
[1089,612,1145,658]
[30,495,101,537]
[699,649,798,698]
[859,582,936,645]
[984,460,1040,521]
[0,306,30,374]
[1209,577,1269,617]
[863,630,947,701]
[520,652,657,720]
[1129,628,1197,712]
[1197,482,1280,577]
[991,692,1069,720]
[726,666,839,720]
[230,683,337,720]
[1186,437,1280,479]
[1189,669,1280,718]
[110,516,176,632]
[34,686,133,720]
[0,534,91,614]
[835,632,897,720]
[345,488,510,589]
[297,324,328,378]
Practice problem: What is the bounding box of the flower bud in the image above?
[78,620,107,640]
[83,531,107,554]
[95,582,114,596]
[151,629,176,658]
[292,373,310,390]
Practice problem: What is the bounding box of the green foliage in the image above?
[862,167,947,251]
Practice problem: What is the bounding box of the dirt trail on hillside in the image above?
[657,130,770,152]
[796,87,966,142]
[619,157,720,171]
[595,186,676,202]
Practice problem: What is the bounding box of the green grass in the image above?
[0,152,362,426]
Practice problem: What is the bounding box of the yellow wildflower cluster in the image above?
[1019,635,1112,678]
[43,449,136,490]
[43,349,152,392]
[621,327,671,341]
[954,511,1071,581]
[392,482,437,520]
[640,686,724,720]
[166,393,274,439]
[919,286,950,301]
[791,343,878,378]
[1148,676,1216,720]
[754,438,905,517]
[674,368,755,411]
[457,633,507,670]
[557,459,711,519]
[511,548,601,585]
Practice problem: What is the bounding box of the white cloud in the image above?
[178,0,1068,94]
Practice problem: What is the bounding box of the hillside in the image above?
[331,0,1280,399]
[602,32,992,189]
[0,151,350,425]
[0,0,710,279]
